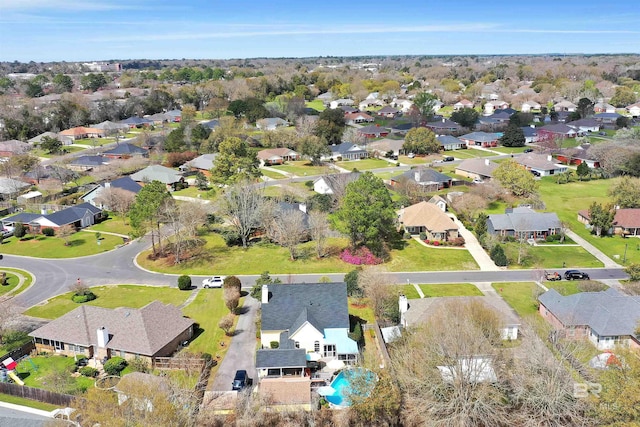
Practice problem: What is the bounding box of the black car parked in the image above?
[232,370,252,391]
[564,270,590,280]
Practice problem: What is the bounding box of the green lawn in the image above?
[348,298,375,323]
[182,289,230,356]
[260,169,288,180]
[504,244,603,269]
[25,285,190,319]
[0,393,58,411]
[271,161,331,177]
[336,158,391,171]
[398,156,431,165]
[86,215,133,236]
[456,148,495,158]
[16,355,94,394]
[0,272,19,296]
[0,233,122,258]
[172,186,217,199]
[0,267,33,297]
[492,146,531,154]
[305,100,326,112]
[72,175,97,186]
[419,283,483,297]
[492,282,540,317]
[373,171,400,181]
[138,234,479,275]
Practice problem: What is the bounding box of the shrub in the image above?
[304,180,314,189]
[1,330,30,352]
[165,151,198,167]
[340,247,382,265]
[79,366,99,377]
[72,291,96,303]
[490,244,508,266]
[68,364,78,374]
[13,223,26,239]
[42,227,55,237]
[545,234,561,242]
[177,275,192,290]
[223,276,242,293]
[425,240,430,244]
[451,237,465,246]
[128,357,149,373]
[219,229,242,247]
[75,356,88,366]
[419,232,427,240]
[270,341,279,349]
[433,240,440,246]
[201,353,212,363]
[103,357,127,376]
[403,232,411,239]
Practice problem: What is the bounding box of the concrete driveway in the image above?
[210,295,259,391]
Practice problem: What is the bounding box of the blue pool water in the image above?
[325,368,377,407]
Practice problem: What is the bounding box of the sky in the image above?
[0,0,639,62]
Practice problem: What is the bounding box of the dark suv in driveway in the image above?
[564,270,590,280]
[232,370,252,391]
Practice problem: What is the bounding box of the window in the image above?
[314,341,320,352]
[294,341,300,349]
[52,340,64,351]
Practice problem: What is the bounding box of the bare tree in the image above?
[56,224,76,246]
[295,115,318,138]
[308,211,329,258]
[267,208,307,260]
[218,313,235,336]
[94,187,136,223]
[357,266,395,321]
[221,183,265,249]
[159,200,208,264]
[223,286,241,314]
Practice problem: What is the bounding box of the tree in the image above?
[223,275,242,293]
[308,211,330,258]
[332,172,396,256]
[588,202,615,237]
[40,136,63,154]
[576,162,591,180]
[223,286,241,313]
[80,73,108,92]
[267,208,307,260]
[475,213,488,240]
[56,224,76,246]
[95,187,136,223]
[129,181,172,255]
[177,275,192,290]
[250,271,281,300]
[493,160,537,197]
[298,135,330,166]
[164,127,187,152]
[13,223,26,239]
[218,313,235,336]
[490,244,508,266]
[159,200,207,264]
[413,92,439,121]
[596,349,640,426]
[314,108,345,144]
[194,171,209,190]
[220,183,264,249]
[52,73,73,93]
[576,97,594,119]
[357,266,396,321]
[499,124,525,147]
[451,108,479,128]
[403,127,439,155]
[624,263,640,281]
[344,268,362,297]
[210,137,260,185]
[509,112,534,127]
[609,176,640,208]
[610,86,637,107]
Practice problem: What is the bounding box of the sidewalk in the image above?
[449,215,500,271]
[564,229,621,268]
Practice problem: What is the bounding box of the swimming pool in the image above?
[324,368,377,407]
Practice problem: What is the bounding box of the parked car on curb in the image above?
[407,152,415,158]
[443,156,455,162]
[524,148,534,153]
[202,276,225,288]
[232,370,252,391]
[544,271,561,281]
[564,270,590,280]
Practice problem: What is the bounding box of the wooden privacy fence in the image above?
[153,357,205,370]
[0,342,35,365]
[0,382,75,407]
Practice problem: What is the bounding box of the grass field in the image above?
[25,285,190,319]
[172,186,218,199]
[0,232,122,258]
[504,244,603,269]
[138,234,479,275]
[348,298,375,323]
[492,282,540,316]
[86,215,132,236]
[396,283,482,299]
[271,161,331,177]
[492,146,531,154]
[0,267,33,298]
[260,169,288,179]
[0,272,19,296]
[337,158,392,171]
[0,393,58,411]
[373,171,400,181]
[305,100,326,112]
[398,156,431,165]
[455,148,496,158]
[16,355,95,393]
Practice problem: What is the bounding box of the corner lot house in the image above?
[29,301,195,365]
[539,288,640,350]
[398,201,459,241]
[578,208,640,236]
[487,207,561,240]
[81,176,142,209]
[1,202,102,232]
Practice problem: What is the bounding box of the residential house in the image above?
[426,118,464,134]
[257,117,289,131]
[0,139,30,157]
[28,132,73,146]
[537,123,582,139]
[81,176,142,209]
[357,125,389,138]
[519,126,538,144]
[399,295,519,340]
[146,112,171,125]
[184,153,217,174]
[344,112,374,125]
[329,99,354,109]
[59,127,105,140]
[29,301,195,365]
[516,153,567,176]
[459,132,499,147]
[326,143,368,161]
[455,158,498,181]
[428,195,448,212]
[487,207,562,240]
[367,138,405,157]
[316,92,333,105]
[567,118,600,133]
[554,100,577,112]
[313,172,361,195]
[102,143,148,159]
[538,288,640,350]
[453,99,474,110]
[119,116,154,128]
[520,101,541,113]
[594,102,616,114]
[437,135,466,151]
[68,155,108,171]
[1,202,103,232]
[578,208,640,236]
[130,165,184,190]
[257,148,300,166]
[358,99,384,110]
[484,100,509,115]
[390,168,453,191]
[165,110,182,123]
[17,191,43,205]
[626,102,640,118]
[376,106,400,118]
[398,201,459,241]
[556,144,601,168]
[339,106,358,114]
[23,164,75,185]
[486,110,513,123]
[390,99,415,113]
[593,112,622,125]
[256,283,358,406]
[0,178,30,199]
[201,119,220,131]
[91,120,130,134]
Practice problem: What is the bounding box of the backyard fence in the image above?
[153,357,206,370]
[0,341,35,366]
[0,382,75,407]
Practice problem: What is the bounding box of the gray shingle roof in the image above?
[187,153,217,170]
[103,143,148,156]
[256,349,307,369]
[130,165,183,184]
[29,301,194,357]
[331,143,367,155]
[0,178,30,194]
[455,158,498,178]
[261,283,350,332]
[516,153,565,171]
[437,135,465,148]
[70,155,107,167]
[460,132,499,143]
[43,202,101,226]
[392,168,451,185]
[488,207,561,232]
[107,176,142,194]
[539,288,640,337]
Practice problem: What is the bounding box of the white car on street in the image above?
[202,276,225,288]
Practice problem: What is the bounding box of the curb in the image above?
[0,400,53,418]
